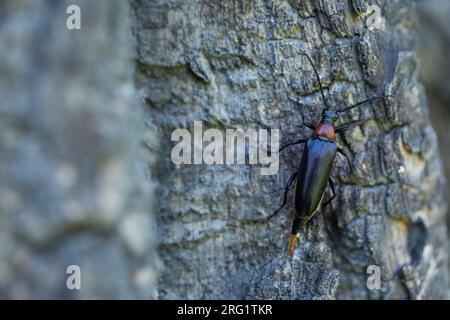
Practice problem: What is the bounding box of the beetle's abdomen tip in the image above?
[288,234,297,256]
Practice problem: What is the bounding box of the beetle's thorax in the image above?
[314,122,335,140]
[314,109,337,139]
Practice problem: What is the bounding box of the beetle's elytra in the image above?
[269,53,395,256]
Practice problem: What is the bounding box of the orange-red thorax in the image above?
[314,123,335,140]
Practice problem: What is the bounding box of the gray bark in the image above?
[0,0,157,299]
[0,0,448,300]
[132,0,449,299]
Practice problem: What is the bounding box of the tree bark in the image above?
[0,0,157,299]
[132,0,449,299]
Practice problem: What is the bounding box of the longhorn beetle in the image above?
[269,53,395,256]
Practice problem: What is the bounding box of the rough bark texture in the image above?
[132,0,449,299]
[0,0,157,298]
[0,0,448,300]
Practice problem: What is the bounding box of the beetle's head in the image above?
[322,110,337,125]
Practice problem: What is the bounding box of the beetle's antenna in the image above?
[337,95,395,113]
[303,53,330,110]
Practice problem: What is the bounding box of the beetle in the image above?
[268,53,395,256]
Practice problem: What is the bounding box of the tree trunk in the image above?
[132,0,449,299]
[1,0,448,300]
[0,0,157,299]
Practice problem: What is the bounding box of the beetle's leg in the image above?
[279,139,306,152]
[302,119,316,131]
[337,147,352,172]
[299,109,316,131]
[268,171,298,220]
[297,96,316,131]
[322,177,336,209]
[335,121,361,134]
